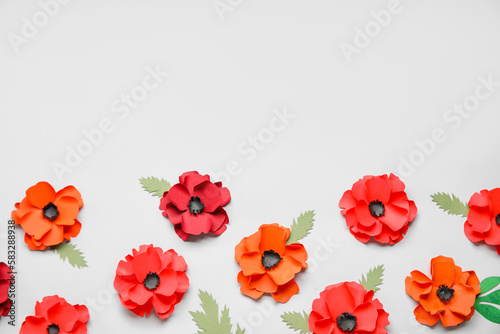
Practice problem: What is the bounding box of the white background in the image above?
[1,0,500,333]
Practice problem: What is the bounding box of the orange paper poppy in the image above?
[235,224,307,303]
[405,256,480,327]
[11,182,83,250]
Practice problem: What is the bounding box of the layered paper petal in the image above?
[309,282,389,334]
[160,171,231,240]
[12,182,83,250]
[19,295,88,334]
[114,245,189,319]
[464,188,500,254]
[339,173,417,244]
[235,224,307,303]
[405,256,480,327]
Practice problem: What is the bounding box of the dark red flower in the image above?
[309,281,390,334]
[19,295,89,333]
[339,174,417,244]
[160,171,231,240]
[0,262,12,317]
[464,188,500,255]
[114,244,189,319]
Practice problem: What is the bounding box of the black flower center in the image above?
[368,200,385,218]
[336,312,357,333]
[143,272,160,291]
[261,250,282,270]
[47,324,60,334]
[496,214,500,226]
[436,285,454,302]
[188,196,204,215]
[42,202,59,221]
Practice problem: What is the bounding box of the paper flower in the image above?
[19,295,89,333]
[309,281,390,334]
[159,171,231,240]
[11,182,83,250]
[235,223,308,303]
[0,262,12,317]
[114,244,189,319]
[339,173,417,244]
[405,256,481,327]
[464,188,500,255]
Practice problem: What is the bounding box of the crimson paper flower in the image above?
[235,224,308,303]
[19,295,89,333]
[11,182,83,250]
[114,244,189,319]
[309,281,390,334]
[160,171,231,240]
[405,256,480,327]
[339,174,417,244]
[0,262,12,317]
[464,188,500,255]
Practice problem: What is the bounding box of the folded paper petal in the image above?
[12,182,83,250]
[309,282,389,334]
[405,256,480,327]
[114,245,189,319]
[19,295,89,334]
[235,224,307,303]
[339,174,416,244]
[160,171,231,240]
[464,188,500,254]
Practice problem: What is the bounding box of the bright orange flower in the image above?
[405,256,480,327]
[11,182,83,250]
[235,224,307,303]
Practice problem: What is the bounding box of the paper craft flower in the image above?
[19,295,89,333]
[11,182,83,250]
[464,188,500,255]
[235,223,308,303]
[114,244,189,319]
[309,281,390,334]
[339,173,417,244]
[405,256,481,327]
[160,171,231,240]
[0,262,12,317]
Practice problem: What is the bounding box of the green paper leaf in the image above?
[359,265,384,293]
[287,210,315,245]
[281,311,312,333]
[139,177,171,197]
[51,243,87,269]
[431,192,469,217]
[190,290,244,334]
[475,276,500,324]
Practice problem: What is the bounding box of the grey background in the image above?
[1,0,500,333]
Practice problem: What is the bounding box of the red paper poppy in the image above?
[339,174,417,244]
[309,281,390,334]
[0,262,12,317]
[405,256,480,327]
[464,188,500,255]
[19,295,89,333]
[235,224,308,303]
[114,244,189,319]
[159,171,231,240]
[11,182,83,250]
